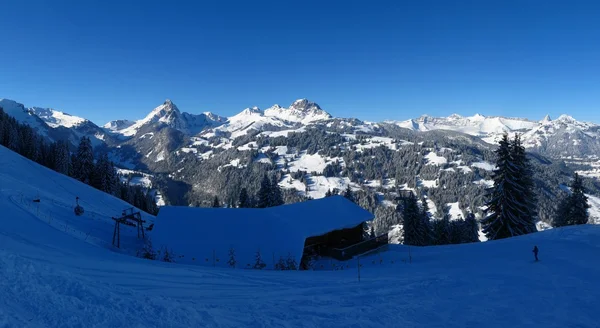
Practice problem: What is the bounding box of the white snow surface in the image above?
[0,99,50,136]
[152,196,373,268]
[1,145,600,327]
[446,202,463,220]
[28,107,87,128]
[471,161,496,171]
[424,152,448,166]
[263,99,332,124]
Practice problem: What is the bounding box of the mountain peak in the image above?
[541,114,552,123]
[28,107,87,128]
[263,99,331,124]
[290,99,322,111]
[240,106,263,115]
[556,114,576,123]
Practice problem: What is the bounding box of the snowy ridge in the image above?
[0,99,50,136]
[389,113,600,153]
[115,99,226,136]
[103,119,135,131]
[264,99,332,124]
[28,107,87,128]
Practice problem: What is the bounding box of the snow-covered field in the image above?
[1,145,600,327]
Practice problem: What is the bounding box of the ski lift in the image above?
[74,196,85,216]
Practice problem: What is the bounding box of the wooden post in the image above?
[117,222,121,248]
[112,220,117,247]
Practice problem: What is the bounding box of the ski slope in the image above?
[1,145,599,327]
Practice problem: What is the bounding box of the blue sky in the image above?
[1,0,600,125]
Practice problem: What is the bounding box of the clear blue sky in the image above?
[1,0,600,125]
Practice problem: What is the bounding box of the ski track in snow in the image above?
[1,145,600,327]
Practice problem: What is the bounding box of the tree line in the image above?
[0,107,158,215]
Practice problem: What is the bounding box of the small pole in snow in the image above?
[272,252,275,269]
[408,246,412,264]
[213,249,216,267]
[357,256,361,282]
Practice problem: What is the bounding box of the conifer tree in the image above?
[73,137,95,184]
[344,185,354,203]
[212,195,221,208]
[270,175,284,207]
[238,187,250,208]
[432,214,451,245]
[256,174,271,208]
[554,173,590,227]
[403,193,429,246]
[464,212,480,243]
[482,134,537,240]
[53,141,71,175]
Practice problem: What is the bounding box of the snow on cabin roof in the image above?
[151,196,373,269]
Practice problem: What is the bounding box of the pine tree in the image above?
[464,212,480,243]
[212,195,221,208]
[53,141,71,175]
[256,174,271,208]
[270,175,284,207]
[554,173,590,227]
[510,134,538,231]
[402,193,429,246]
[481,134,537,240]
[344,185,354,203]
[73,137,95,184]
[238,187,250,208]
[432,212,451,245]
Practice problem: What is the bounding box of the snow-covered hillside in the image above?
[0,98,51,137]
[1,144,600,327]
[28,107,87,128]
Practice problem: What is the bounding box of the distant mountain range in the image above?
[2,96,600,229]
[3,97,599,159]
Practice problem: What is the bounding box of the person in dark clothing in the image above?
[532,246,539,261]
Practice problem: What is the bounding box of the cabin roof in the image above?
[151,196,373,268]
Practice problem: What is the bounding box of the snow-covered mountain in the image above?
[112,99,226,137]
[0,99,51,137]
[4,96,600,161]
[28,107,87,128]
[0,99,112,147]
[390,113,600,157]
[264,99,332,124]
[103,119,135,131]
[391,113,539,144]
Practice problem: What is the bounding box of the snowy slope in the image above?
[28,107,87,128]
[0,99,51,137]
[1,144,600,327]
[207,106,294,139]
[103,119,135,131]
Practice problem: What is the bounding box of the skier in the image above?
[532,245,539,261]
